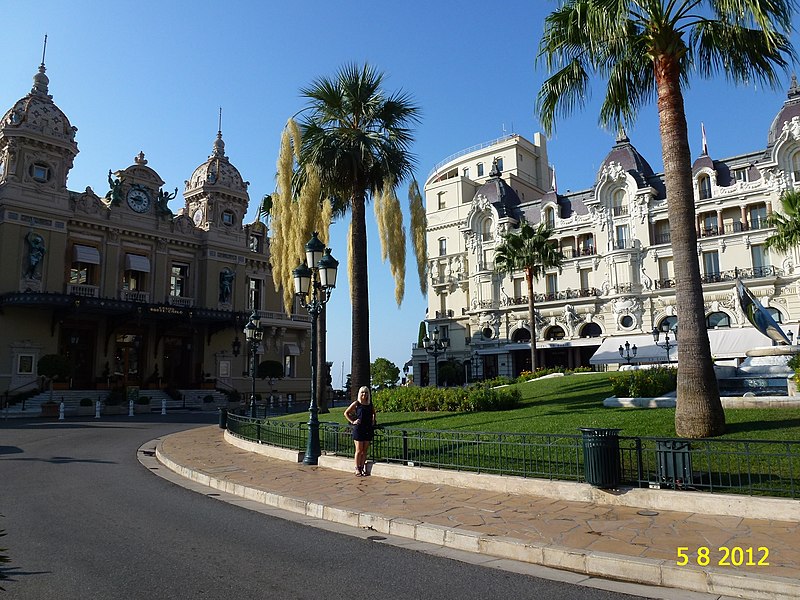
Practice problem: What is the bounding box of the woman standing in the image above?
[344,386,376,476]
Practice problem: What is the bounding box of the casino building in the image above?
[0,62,311,402]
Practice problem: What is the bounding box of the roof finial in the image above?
[31,35,50,97]
[212,109,226,159]
[218,106,223,136]
[616,125,629,143]
[789,74,799,99]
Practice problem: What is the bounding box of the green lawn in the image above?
[279,373,800,441]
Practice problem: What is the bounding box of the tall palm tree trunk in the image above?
[350,193,371,401]
[654,54,724,437]
[526,268,538,372]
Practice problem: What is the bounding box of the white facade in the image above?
[413,80,800,386]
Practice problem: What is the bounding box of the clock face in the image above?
[127,188,151,213]
[192,208,203,225]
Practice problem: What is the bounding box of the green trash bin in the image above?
[218,407,228,429]
[579,428,621,488]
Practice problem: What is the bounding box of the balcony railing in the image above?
[119,289,150,303]
[66,284,99,298]
[701,266,782,284]
[561,246,596,259]
[610,239,635,250]
[532,288,601,303]
[653,232,671,244]
[612,205,629,217]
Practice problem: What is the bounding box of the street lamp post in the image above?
[652,327,676,363]
[472,350,480,382]
[422,327,449,387]
[244,311,263,418]
[618,341,637,365]
[293,232,339,466]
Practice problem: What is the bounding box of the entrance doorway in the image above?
[163,337,192,388]
[114,334,142,386]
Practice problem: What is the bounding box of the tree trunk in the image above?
[654,54,725,438]
[526,268,538,372]
[350,192,370,402]
[317,306,329,413]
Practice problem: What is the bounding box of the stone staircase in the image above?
[2,388,231,417]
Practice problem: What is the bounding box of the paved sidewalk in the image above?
[156,426,800,600]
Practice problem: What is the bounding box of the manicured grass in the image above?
[278,372,800,441]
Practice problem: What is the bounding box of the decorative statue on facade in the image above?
[156,187,177,218]
[106,170,122,206]
[24,231,45,279]
[219,268,235,303]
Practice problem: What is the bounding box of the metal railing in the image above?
[227,418,800,499]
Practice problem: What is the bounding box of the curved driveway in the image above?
[0,415,648,600]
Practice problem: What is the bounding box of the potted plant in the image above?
[201,373,216,390]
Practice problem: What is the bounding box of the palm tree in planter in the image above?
[296,63,420,400]
[495,222,564,373]
[536,0,795,438]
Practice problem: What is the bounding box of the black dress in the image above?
[351,402,375,441]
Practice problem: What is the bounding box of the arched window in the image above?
[698,174,712,200]
[658,316,678,332]
[511,328,531,343]
[792,151,800,183]
[481,218,493,241]
[580,323,602,338]
[545,207,555,228]
[706,312,730,328]
[545,326,565,340]
[612,189,627,216]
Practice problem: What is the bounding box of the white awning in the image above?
[589,327,781,365]
[284,343,301,356]
[125,254,151,273]
[73,244,100,265]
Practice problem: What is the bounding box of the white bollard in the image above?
[128,399,134,417]
[161,398,167,415]
[95,400,101,419]
[58,401,65,421]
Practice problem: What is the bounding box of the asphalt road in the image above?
[0,414,645,600]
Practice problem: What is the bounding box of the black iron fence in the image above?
[225,417,800,499]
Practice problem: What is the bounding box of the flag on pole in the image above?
[701,122,708,155]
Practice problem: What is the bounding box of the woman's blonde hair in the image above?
[357,385,371,404]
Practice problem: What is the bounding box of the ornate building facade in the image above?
[413,80,800,385]
[0,63,311,400]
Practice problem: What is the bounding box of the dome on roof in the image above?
[767,75,800,147]
[473,159,521,218]
[185,132,248,197]
[597,129,653,187]
[1,64,77,150]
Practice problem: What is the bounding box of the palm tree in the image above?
[298,64,420,399]
[537,0,795,438]
[766,190,800,253]
[495,222,565,373]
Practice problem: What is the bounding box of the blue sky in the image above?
[2,1,797,386]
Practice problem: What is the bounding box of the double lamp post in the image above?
[292,232,339,466]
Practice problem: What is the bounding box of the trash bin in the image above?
[579,428,621,488]
[218,407,228,429]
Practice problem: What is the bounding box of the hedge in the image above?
[373,384,520,413]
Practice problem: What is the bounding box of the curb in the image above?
[155,438,800,600]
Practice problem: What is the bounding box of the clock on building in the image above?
[126,187,151,213]
[192,208,204,226]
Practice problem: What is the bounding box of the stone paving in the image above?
[158,426,800,598]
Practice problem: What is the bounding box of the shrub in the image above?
[482,376,515,387]
[787,353,800,382]
[79,398,93,407]
[373,385,520,413]
[105,388,124,406]
[136,396,151,405]
[610,367,677,398]
[37,354,70,381]
[203,394,215,403]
